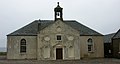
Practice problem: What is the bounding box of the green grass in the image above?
[0,52,7,55]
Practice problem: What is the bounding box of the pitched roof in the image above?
[7,20,103,36]
[112,29,120,39]
[104,33,115,43]
[7,20,39,36]
[64,20,102,36]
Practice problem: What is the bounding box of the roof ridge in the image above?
[105,33,115,36]
[112,29,120,39]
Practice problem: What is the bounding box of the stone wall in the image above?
[37,20,80,60]
[7,36,37,59]
[80,36,104,58]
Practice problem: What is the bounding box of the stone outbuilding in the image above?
[112,29,120,58]
[104,33,115,58]
[7,2,104,60]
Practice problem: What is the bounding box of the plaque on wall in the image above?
[68,36,74,41]
[44,37,50,41]
[57,27,62,32]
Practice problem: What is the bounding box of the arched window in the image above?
[20,39,26,53]
[88,38,93,52]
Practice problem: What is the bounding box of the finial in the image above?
[57,2,59,6]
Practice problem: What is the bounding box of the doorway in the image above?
[56,48,63,59]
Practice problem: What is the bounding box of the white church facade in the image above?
[7,2,104,60]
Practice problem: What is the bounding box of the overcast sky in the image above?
[0,0,120,47]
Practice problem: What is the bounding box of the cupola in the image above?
[54,2,63,21]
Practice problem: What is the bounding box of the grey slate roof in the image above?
[7,20,103,36]
[7,21,39,36]
[64,21,102,36]
[113,29,120,39]
[104,33,115,43]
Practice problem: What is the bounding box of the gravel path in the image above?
[0,56,120,64]
[0,58,120,64]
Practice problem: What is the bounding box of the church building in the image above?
[7,2,104,60]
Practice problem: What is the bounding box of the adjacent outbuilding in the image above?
[104,33,115,58]
[112,29,120,58]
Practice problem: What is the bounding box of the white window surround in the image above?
[87,38,94,53]
[20,39,26,53]
[56,34,62,41]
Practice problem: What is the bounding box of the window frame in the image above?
[56,35,62,41]
[87,38,94,52]
[20,39,26,53]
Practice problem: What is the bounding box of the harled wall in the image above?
[7,36,37,59]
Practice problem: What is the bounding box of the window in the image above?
[20,39,26,53]
[57,35,61,40]
[88,38,93,52]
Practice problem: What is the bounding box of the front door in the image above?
[56,48,63,59]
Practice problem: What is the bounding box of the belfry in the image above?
[54,2,63,21]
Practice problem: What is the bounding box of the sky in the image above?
[0,0,120,47]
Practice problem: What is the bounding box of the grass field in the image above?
[0,52,6,55]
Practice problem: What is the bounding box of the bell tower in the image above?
[54,2,63,21]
